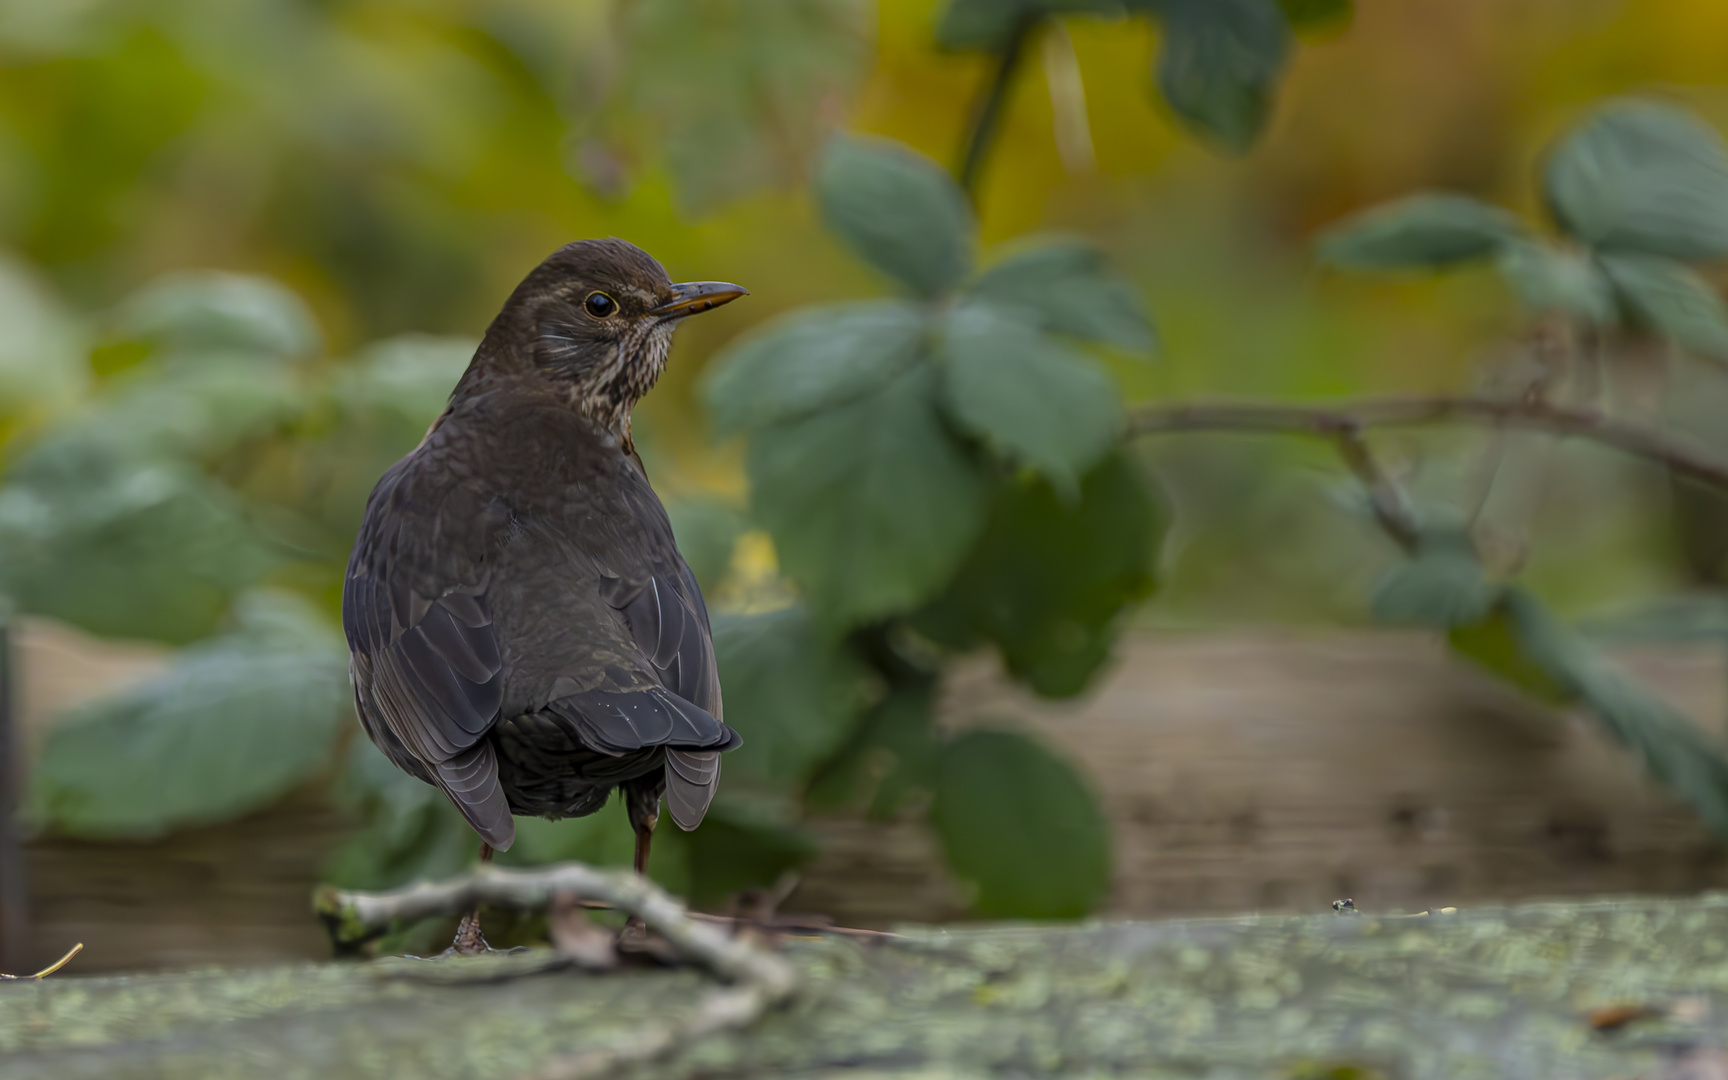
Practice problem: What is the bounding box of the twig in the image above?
[957,17,1037,201]
[1127,395,1728,493]
[315,864,798,1080]
[1329,425,1419,553]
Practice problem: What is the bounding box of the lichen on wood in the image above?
[5,894,1728,1078]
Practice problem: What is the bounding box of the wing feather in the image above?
[343,457,514,849]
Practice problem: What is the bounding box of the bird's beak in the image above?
[653,281,749,319]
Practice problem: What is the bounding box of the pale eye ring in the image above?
[585,292,618,318]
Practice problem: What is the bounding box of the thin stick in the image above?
[316,864,798,1080]
[1329,425,1419,553]
[1127,395,1728,493]
[957,17,1036,201]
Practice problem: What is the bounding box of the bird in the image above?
[341,238,746,951]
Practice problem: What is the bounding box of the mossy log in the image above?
[5,894,1728,1078]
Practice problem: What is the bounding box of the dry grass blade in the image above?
[0,941,82,980]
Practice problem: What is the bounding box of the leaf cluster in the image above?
[699,136,1164,917]
[1371,532,1728,837]
[1318,99,1728,360]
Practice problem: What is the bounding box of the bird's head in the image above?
[471,238,746,438]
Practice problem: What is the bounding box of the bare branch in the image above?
[1127,395,1728,492]
[1329,425,1420,552]
[315,864,797,1080]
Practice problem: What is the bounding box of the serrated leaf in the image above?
[816,136,975,297]
[1496,588,1728,837]
[1370,530,1500,629]
[28,600,350,839]
[967,240,1157,353]
[1277,0,1351,31]
[1496,242,1615,324]
[917,452,1164,697]
[626,0,870,214]
[749,363,991,626]
[113,270,321,360]
[1151,0,1290,155]
[1543,99,1728,261]
[1317,193,1523,271]
[935,0,1126,51]
[932,728,1111,918]
[713,606,870,785]
[702,300,927,436]
[1601,254,1728,361]
[936,303,1123,492]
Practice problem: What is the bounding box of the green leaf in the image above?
[1577,593,1728,644]
[932,728,1111,918]
[1601,253,1728,361]
[918,452,1164,697]
[626,0,871,214]
[936,303,1123,493]
[324,739,476,891]
[935,0,1125,51]
[45,358,304,464]
[0,454,278,644]
[804,684,941,818]
[501,798,639,871]
[702,300,927,437]
[1316,194,1523,271]
[1446,606,1573,708]
[28,595,350,839]
[816,135,976,297]
[749,363,991,626]
[1495,589,1728,837]
[1496,242,1615,324]
[1276,0,1351,32]
[0,253,88,416]
[1151,0,1290,155]
[713,606,871,786]
[1370,529,1499,629]
[666,498,746,594]
[332,334,475,436]
[679,797,818,905]
[113,271,321,361]
[967,240,1157,353]
[1543,99,1728,261]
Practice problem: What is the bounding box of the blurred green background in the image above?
[11,0,1728,944]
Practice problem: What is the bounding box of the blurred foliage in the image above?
[12,0,1728,931]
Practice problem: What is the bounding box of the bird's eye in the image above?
[585,292,618,318]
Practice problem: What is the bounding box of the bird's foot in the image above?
[447,910,492,956]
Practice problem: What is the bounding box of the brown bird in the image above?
[342,239,746,949]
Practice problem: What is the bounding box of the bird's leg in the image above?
[450,842,493,955]
[621,785,660,942]
[633,811,656,876]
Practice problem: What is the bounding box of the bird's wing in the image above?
[516,451,734,832]
[342,451,514,850]
[595,554,736,829]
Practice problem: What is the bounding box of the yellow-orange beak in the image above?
[653,281,749,319]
